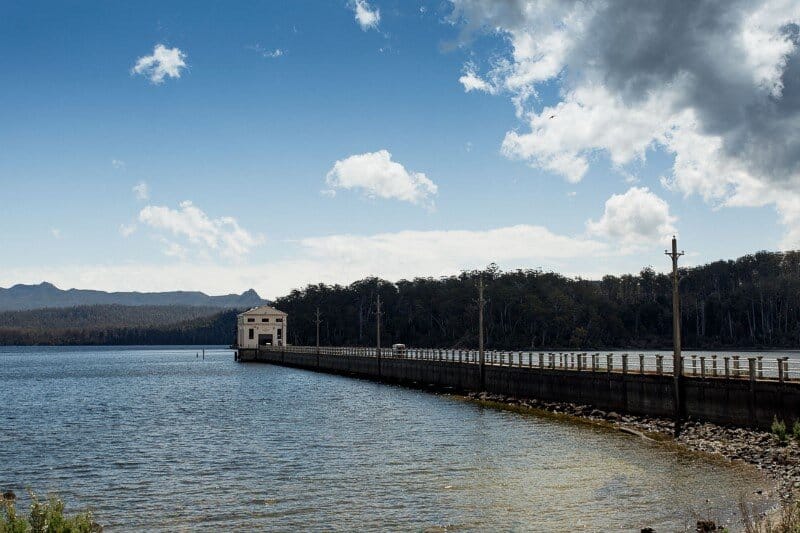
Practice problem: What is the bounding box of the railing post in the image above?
[724,356,730,379]
[606,353,613,373]
[700,356,706,379]
[784,358,790,380]
[748,357,756,382]
[712,355,718,377]
[733,355,740,377]
[778,357,785,382]
[622,353,628,374]
[528,352,533,368]
[757,356,763,379]
[639,354,644,374]
[656,355,663,375]
[691,355,697,376]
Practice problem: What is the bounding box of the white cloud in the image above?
[352,0,380,31]
[131,44,187,84]
[586,187,677,247]
[501,84,675,183]
[50,228,61,239]
[449,0,800,246]
[459,67,497,94]
[111,159,125,170]
[119,223,137,237]
[247,44,284,58]
[137,200,261,260]
[132,181,149,201]
[9,224,611,298]
[325,150,438,208]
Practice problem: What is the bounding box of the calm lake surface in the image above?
[0,346,777,531]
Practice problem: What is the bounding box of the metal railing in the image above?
[256,346,800,382]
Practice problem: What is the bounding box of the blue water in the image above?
[0,346,775,531]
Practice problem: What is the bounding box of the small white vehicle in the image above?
[392,344,407,358]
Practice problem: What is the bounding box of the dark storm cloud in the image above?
[451,0,800,189]
[572,0,800,184]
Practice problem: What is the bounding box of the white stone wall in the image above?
[237,307,287,349]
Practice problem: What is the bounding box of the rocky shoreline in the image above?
[463,391,800,504]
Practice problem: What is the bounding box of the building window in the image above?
[247,318,255,323]
[262,318,269,322]
[249,328,254,340]
[277,328,282,339]
[276,318,283,323]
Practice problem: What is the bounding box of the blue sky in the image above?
[2,0,797,298]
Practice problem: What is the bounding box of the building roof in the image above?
[239,305,287,316]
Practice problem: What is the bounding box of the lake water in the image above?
[0,346,777,531]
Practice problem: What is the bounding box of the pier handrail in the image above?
[254,345,797,382]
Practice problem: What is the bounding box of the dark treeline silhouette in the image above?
[0,304,223,329]
[0,308,238,346]
[274,251,800,350]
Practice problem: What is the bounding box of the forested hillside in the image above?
[275,251,800,350]
[0,304,222,329]
[0,307,238,346]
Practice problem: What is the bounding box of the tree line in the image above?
[0,308,238,346]
[274,251,800,350]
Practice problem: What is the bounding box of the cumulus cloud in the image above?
[111,159,125,170]
[138,201,261,260]
[132,181,149,201]
[586,187,677,247]
[449,0,800,246]
[351,0,380,31]
[459,65,497,94]
[325,150,438,208]
[131,44,187,84]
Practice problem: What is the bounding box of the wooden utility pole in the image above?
[376,294,382,373]
[375,294,381,359]
[478,277,486,387]
[665,236,685,436]
[315,307,322,354]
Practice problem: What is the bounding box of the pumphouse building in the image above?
[237,306,288,349]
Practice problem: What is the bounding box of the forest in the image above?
[0,306,238,346]
[274,250,800,350]
[4,250,800,349]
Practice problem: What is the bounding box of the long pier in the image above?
[237,346,800,429]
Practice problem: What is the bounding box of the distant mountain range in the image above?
[0,282,268,311]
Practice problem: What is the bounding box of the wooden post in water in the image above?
[666,236,684,436]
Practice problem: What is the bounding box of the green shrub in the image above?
[792,420,800,440]
[772,416,788,445]
[1,491,98,533]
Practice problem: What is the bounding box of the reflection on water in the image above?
[0,346,776,531]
